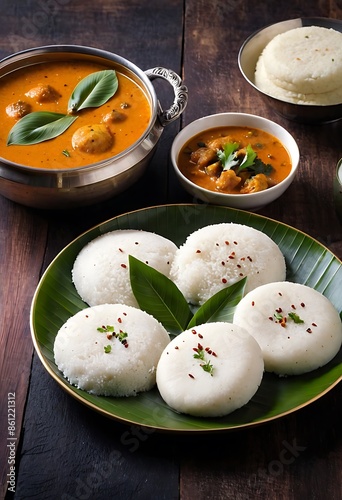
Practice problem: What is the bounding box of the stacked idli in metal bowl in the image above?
[239,18,342,122]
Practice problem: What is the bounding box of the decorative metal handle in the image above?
[145,67,188,126]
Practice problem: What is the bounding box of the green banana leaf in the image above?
[30,204,342,432]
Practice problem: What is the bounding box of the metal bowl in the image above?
[238,18,342,124]
[0,45,188,209]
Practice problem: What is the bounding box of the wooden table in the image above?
[1,1,342,498]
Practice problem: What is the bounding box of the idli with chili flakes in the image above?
[54,303,170,396]
[72,229,178,307]
[255,26,342,105]
[169,223,286,305]
[233,281,342,376]
[156,322,264,417]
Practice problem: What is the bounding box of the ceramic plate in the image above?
[30,204,342,431]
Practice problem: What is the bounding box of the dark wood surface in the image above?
[1,1,342,499]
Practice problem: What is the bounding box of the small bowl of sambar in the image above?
[171,112,300,211]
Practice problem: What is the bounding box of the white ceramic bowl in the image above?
[171,112,300,211]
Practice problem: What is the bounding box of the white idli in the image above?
[255,54,342,106]
[156,322,264,417]
[169,223,286,305]
[54,303,170,396]
[72,229,178,307]
[255,26,342,105]
[233,281,342,376]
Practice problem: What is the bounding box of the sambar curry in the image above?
[0,60,151,169]
[178,126,292,194]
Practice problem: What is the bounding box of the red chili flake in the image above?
[237,264,242,268]
[240,257,246,261]
[269,317,273,321]
[121,263,127,268]
[191,329,197,335]
[239,273,244,277]
[278,292,282,296]
[188,373,195,379]
[247,256,253,262]
[233,241,238,245]
[312,323,317,327]
[123,312,127,316]
[196,249,201,253]
[197,343,203,350]
[85,315,89,318]
[124,343,129,348]
[212,351,217,357]
[198,333,203,339]
[301,302,305,307]
[175,346,179,350]
[221,261,225,266]
[106,333,113,339]
[291,304,296,309]
[225,241,229,245]
[145,261,149,264]
[216,243,220,246]
[222,278,227,283]
[193,347,199,353]
[118,318,122,323]
[276,307,282,313]
[119,248,124,253]
[135,242,139,245]
[280,317,287,328]
[306,328,312,333]
[251,301,255,306]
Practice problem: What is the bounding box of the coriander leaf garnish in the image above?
[97,325,115,333]
[104,345,112,353]
[236,144,256,173]
[288,312,304,324]
[201,360,214,375]
[274,311,283,321]
[217,142,239,170]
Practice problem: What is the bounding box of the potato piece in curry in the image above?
[178,126,292,195]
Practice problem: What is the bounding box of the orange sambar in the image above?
[0,60,151,169]
[178,126,292,194]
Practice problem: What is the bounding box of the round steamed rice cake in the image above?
[255,26,342,105]
[233,281,342,376]
[72,230,178,307]
[54,303,170,396]
[156,322,264,417]
[169,223,286,305]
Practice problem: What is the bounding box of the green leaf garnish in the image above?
[236,144,257,173]
[7,112,78,146]
[97,325,115,333]
[68,69,118,112]
[274,311,283,321]
[129,255,193,335]
[217,142,239,170]
[288,312,304,324]
[187,277,247,328]
[201,359,214,375]
[104,345,112,353]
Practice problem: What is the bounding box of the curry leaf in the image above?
[68,69,118,112]
[129,255,193,335]
[187,277,247,328]
[7,112,78,146]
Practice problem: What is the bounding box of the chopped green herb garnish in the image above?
[97,325,115,333]
[288,312,304,324]
[274,312,283,321]
[62,149,71,157]
[201,360,214,376]
[217,142,239,171]
[104,345,112,353]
